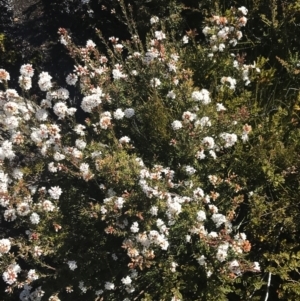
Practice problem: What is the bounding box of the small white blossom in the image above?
[105,282,115,290]
[121,276,132,285]
[30,213,40,224]
[67,261,78,271]
[155,31,166,40]
[167,90,176,99]
[238,6,248,15]
[27,269,39,282]
[124,108,135,118]
[150,16,159,24]
[48,186,62,200]
[171,120,182,130]
[0,239,11,254]
[114,108,125,120]
[130,222,139,233]
[75,139,87,150]
[150,78,161,87]
[66,73,78,85]
[197,210,206,222]
[182,35,189,44]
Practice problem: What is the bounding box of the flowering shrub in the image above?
[2,0,300,300]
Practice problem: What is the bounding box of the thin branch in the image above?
[264,272,272,301]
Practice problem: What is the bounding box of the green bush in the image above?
[1,1,300,300]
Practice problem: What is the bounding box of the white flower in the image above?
[60,36,68,45]
[74,124,86,136]
[17,202,31,216]
[0,239,11,254]
[48,186,62,200]
[241,133,249,142]
[124,108,135,118]
[209,150,217,159]
[79,281,88,293]
[35,109,49,121]
[95,290,103,296]
[41,200,55,212]
[238,6,248,15]
[170,262,178,272]
[3,101,19,116]
[38,72,52,91]
[53,102,68,119]
[202,137,215,149]
[30,213,40,224]
[75,139,87,150]
[167,90,176,99]
[114,197,125,209]
[119,136,130,144]
[115,44,124,51]
[12,168,23,180]
[193,187,204,198]
[81,94,101,113]
[130,222,139,233]
[19,76,32,90]
[221,76,236,90]
[208,231,218,238]
[48,162,58,173]
[86,39,96,48]
[150,78,161,87]
[150,16,159,24]
[220,132,238,148]
[100,113,112,129]
[216,243,229,262]
[71,148,82,159]
[218,43,225,52]
[171,120,182,130]
[229,260,241,275]
[211,213,227,227]
[66,73,78,85]
[113,68,126,80]
[191,89,211,104]
[0,69,10,82]
[27,269,39,282]
[197,210,206,222]
[121,276,132,285]
[67,260,78,271]
[79,163,89,175]
[114,108,125,120]
[4,209,17,221]
[197,255,206,265]
[53,152,65,161]
[20,64,34,77]
[216,103,227,111]
[150,206,158,216]
[185,165,196,175]
[105,282,115,290]
[182,35,189,44]
[182,111,196,122]
[68,108,77,116]
[252,261,261,272]
[56,88,70,100]
[155,31,166,40]
[2,264,21,284]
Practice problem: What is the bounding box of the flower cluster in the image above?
[0,4,263,301]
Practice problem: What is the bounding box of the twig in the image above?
[264,272,272,301]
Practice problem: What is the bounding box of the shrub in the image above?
[1,1,300,301]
